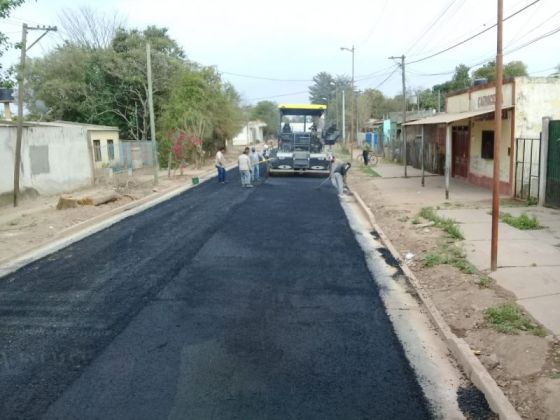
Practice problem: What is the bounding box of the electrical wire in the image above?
[407,0,541,65]
[220,71,312,82]
[359,0,389,46]
[410,0,530,59]
[404,0,461,56]
[368,65,400,90]
[245,89,309,102]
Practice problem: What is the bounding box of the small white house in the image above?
[232,120,267,146]
[1,121,120,198]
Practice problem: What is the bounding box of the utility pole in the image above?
[491,0,504,272]
[13,23,57,207]
[342,90,346,145]
[389,54,407,177]
[341,46,355,159]
[146,43,159,186]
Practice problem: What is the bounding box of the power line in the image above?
[407,0,541,65]
[220,71,312,82]
[246,89,309,102]
[504,22,560,54]
[409,0,531,59]
[406,22,560,84]
[359,0,389,46]
[405,0,462,56]
[503,8,560,49]
[369,65,400,90]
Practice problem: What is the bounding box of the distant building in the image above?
[232,121,267,146]
[0,121,120,199]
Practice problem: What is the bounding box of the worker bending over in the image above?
[330,155,351,197]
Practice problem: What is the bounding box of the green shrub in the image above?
[484,303,546,336]
[419,207,464,240]
[500,212,543,230]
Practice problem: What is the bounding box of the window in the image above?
[481,130,494,159]
[107,140,114,161]
[93,140,102,162]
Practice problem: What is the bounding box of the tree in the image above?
[432,64,471,98]
[472,60,528,82]
[27,25,185,140]
[250,100,278,137]
[159,65,243,168]
[504,61,528,79]
[58,6,126,50]
[0,0,29,86]
[308,72,336,104]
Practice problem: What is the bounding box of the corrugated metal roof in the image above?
[404,106,513,126]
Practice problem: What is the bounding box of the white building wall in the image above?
[232,122,265,146]
[1,125,94,196]
[467,113,512,182]
[514,77,560,138]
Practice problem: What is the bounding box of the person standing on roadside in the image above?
[238,147,253,188]
[215,146,226,183]
[249,147,263,182]
[362,142,371,166]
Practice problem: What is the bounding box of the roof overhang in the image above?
[278,104,327,117]
[403,106,514,126]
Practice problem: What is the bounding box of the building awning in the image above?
[403,106,513,126]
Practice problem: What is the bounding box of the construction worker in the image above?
[238,147,253,188]
[215,146,226,183]
[330,155,350,196]
[249,147,263,182]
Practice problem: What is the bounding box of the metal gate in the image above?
[545,120,560,208]
[514,138,541,201]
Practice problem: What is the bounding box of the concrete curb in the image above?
[350,189,521,420]
[0,164,237,278]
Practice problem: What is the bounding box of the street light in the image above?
[340,45,355,159]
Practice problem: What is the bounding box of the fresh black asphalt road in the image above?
[0,169,432,419]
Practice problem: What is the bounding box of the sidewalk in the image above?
[438,206,560,335]
[353,158,560,335]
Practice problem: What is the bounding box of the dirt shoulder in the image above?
[347,164,560,420]
[0,148,241,266]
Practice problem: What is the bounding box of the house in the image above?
[1,121,120,199]
[404,77,560,198]
[383,110,437,163]
[232,120,267,146]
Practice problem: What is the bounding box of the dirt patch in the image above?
[0,149,242,266]
[347,167,560,419]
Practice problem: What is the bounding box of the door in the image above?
[452,126,469,178]
[545,120,560,208]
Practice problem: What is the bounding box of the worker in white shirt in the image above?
[249,147,263,182]
[238,147,253,188]
[215,146,226,183]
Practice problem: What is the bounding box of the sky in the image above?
[1,0,559,105]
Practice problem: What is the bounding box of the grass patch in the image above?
[423,244,476,274]
[500,212,543,230]
[411,216,421,225]
[419,207,464,240]
[360,165,380,177]
[484,303,546,336]
[477,276,494,288]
